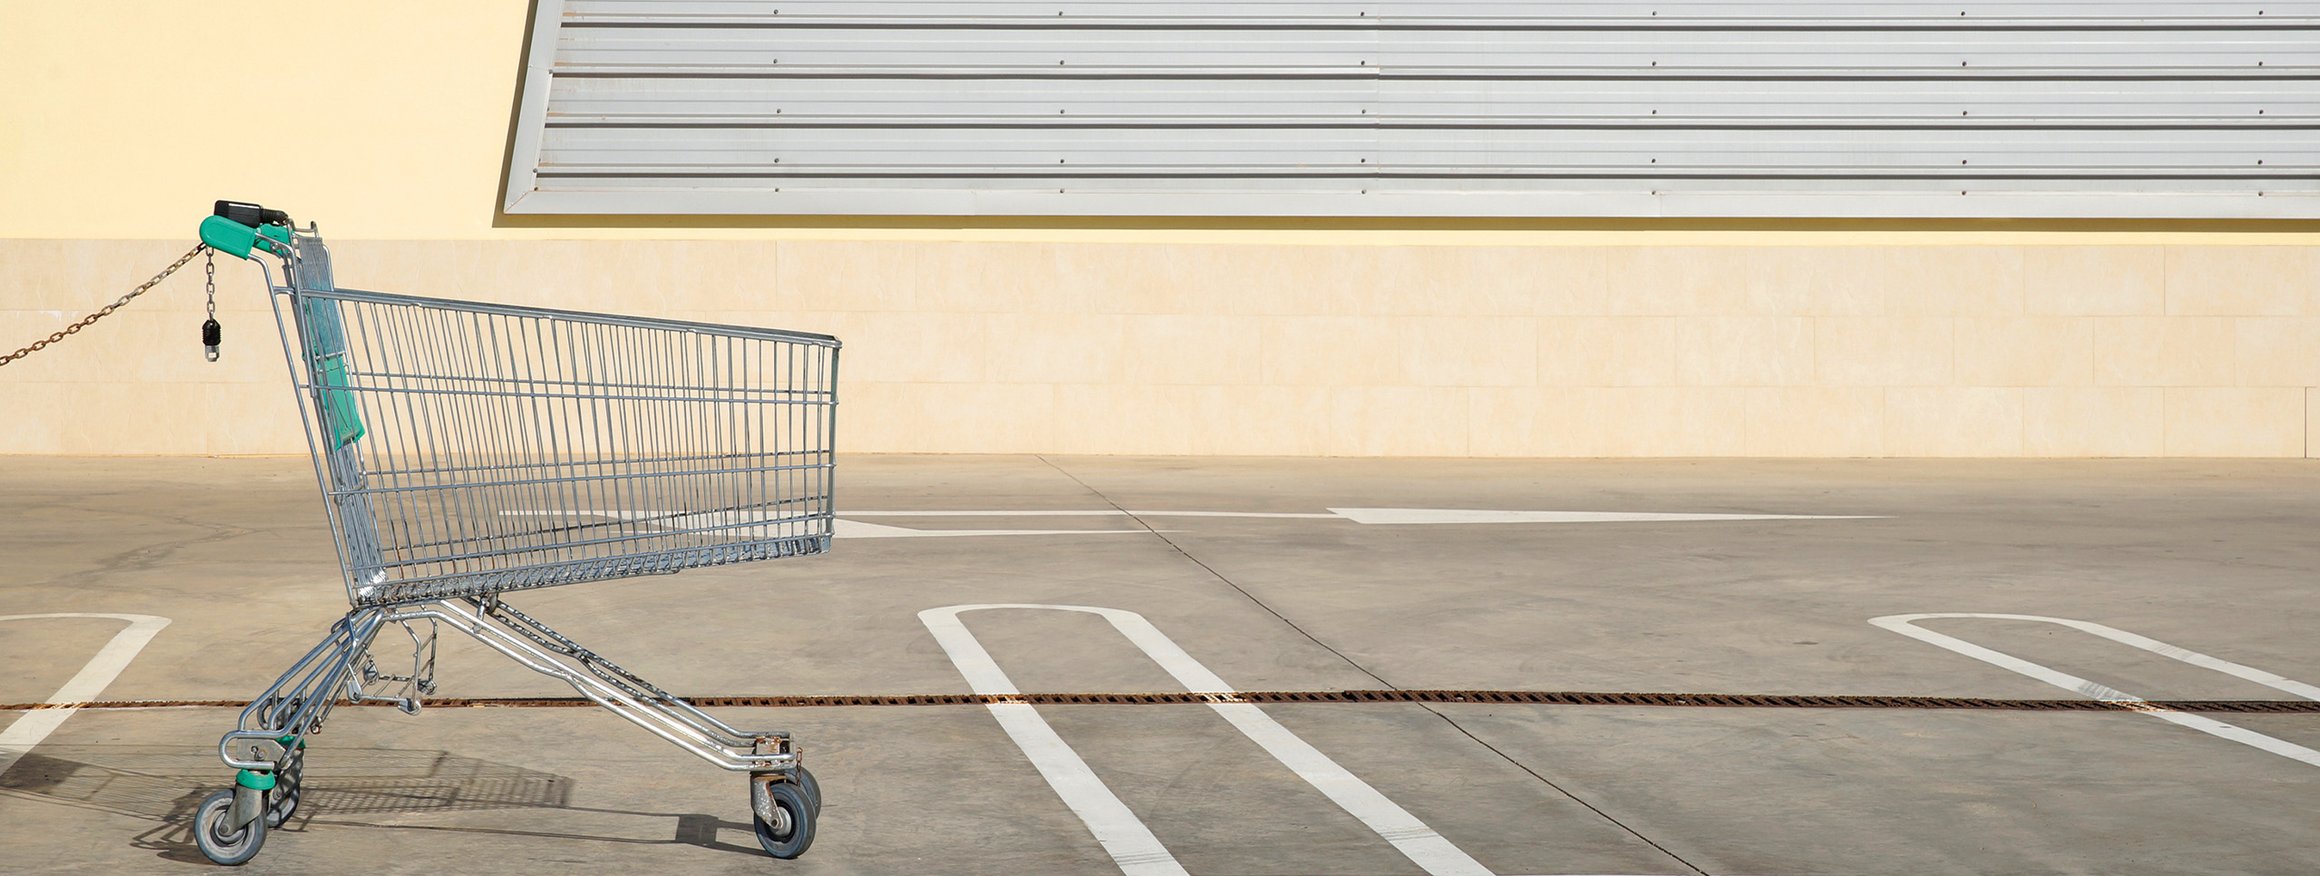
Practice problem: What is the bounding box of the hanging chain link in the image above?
[0,243,211,368]
[205,249,218,319]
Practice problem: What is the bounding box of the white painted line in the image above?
[920,607,1188,876]
[1872,613,2320,768]
[511,506,1881,537]
[835,520,1158,540]
[922,604,1492,876]
[855,508,1881,525]
[848,510,1340,519]
[0,613,171,777]
[1329,508,1884,525]
[504,511,1162,540]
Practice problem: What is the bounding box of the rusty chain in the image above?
[5,689,2319,713]
[0,243,211,367]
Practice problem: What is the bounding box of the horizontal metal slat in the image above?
[551,63,2320,82]
[556,25,2315,70]
[566,1,2320,16]
[545,113,2318,130]
[546,74,2319,119]
[539,124,2309,166]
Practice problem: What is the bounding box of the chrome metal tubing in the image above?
[218,608,388,771]
[388,599,797,773]
[473,598,780,748]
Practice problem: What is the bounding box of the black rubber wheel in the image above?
[752,778,815,859]
[265,750,303,828]
[194,789,266,866]
[795,766,822,816]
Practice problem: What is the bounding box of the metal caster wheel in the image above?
[265,749,304,828]
[194,789,266,865]
[751,776,815,859]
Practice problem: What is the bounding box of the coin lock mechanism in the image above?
[200,200,294,362]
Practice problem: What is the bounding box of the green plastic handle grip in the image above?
[198,215,291,260]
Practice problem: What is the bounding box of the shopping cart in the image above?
[186,203,839,865]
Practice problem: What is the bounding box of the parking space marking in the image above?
[1873,613,2320,768]
[922,604,1492,876]
[0,613,170,777]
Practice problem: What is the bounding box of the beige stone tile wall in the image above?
[2,239,2314,457]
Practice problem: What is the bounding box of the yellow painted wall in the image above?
[4,3,2317,457]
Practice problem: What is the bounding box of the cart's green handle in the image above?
[199,214,291,260]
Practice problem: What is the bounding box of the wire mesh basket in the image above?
[275,235,839,607]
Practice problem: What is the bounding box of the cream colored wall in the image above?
[3,4,2316,457]
[8,238,2318,457]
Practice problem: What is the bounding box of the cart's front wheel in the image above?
[193,789,266,865]
[264,750,304,828]
[751,777,815,859]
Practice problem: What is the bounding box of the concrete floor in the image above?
[2,455,2316,875]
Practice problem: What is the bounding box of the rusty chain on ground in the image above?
[6,689,2317,713]
[0,243,210,367]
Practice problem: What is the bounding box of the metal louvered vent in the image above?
[503,1,2320,218]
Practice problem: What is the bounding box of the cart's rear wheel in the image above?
[194,789,266,865]
[751,777,815,859]
[264,749,304,828]
[795,765,822,816]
